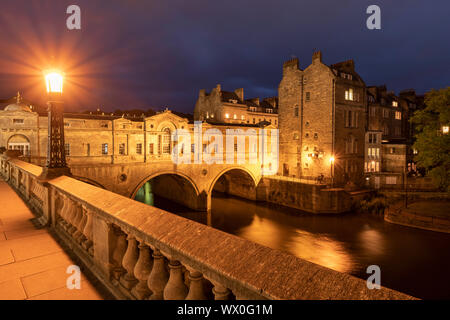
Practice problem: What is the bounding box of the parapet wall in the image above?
[0,155,414,300]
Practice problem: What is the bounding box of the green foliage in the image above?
[358,196,388,214]
[410,87,450,191]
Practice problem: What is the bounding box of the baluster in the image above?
[186,270,207,300]
[58,194,68,228]
[64,199,76,232]
[111,228,127,281]
[69,204,82,235]
[81,207,94,255]
[148,249,169,300]
[120,235,139,290]
[131,242,153,299]
[212,282,231,300]
[73,206,87,243]
[163,260,188,300]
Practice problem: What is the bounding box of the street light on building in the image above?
[329,155,335,187]
[39,69,71,179]
[442,126,449,134]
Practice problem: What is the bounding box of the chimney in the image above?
[234,88,244,101]
[283,58,299,75]
[312,51,322,64]
[199,89,206,97]
[215,84,221,92]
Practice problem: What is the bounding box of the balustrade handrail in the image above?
[0,155,415,300]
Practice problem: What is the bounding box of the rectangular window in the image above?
[64,143,70,156]
[395,111,402,120]
[13,119,24,124]
[392,101,398,107]
[102,143,108,155]
[390,147,395,154]
[119,143,126,155]
[383,109,390,118]
[345,88,354,101]
[86,143,90,156]
[294,107,299,117]
[149,143,154,155]
[136,143,142,154]
[305,92,310,101]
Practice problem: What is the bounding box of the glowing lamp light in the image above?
[443,126,449,134]
[44,70,64,94]
[329,156,335,164]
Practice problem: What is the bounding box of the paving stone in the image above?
[4,226,47,240]
[28,280,103,300]
[21,265,88,298]
[0,251,72,283]
[0,279,27,300]
[0,247,14,266]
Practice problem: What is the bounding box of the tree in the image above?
[410,87,450,191]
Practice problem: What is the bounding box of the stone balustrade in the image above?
[0,154,415,300]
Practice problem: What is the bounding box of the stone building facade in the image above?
[194,85,278,126]
[0,96,276,171]
[278,51,366,187]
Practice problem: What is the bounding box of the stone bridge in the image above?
[0,154,414,300]
[69,160,266,211]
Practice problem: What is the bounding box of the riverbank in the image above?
[384,200,450,233]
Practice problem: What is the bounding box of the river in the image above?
[151,193,450,299]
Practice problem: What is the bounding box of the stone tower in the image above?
[277,58,304,177]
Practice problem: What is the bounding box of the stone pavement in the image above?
[0,180,105,300]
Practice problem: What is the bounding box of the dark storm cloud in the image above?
[0,0,448,113]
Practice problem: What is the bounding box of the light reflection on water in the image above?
[150,193,450,299]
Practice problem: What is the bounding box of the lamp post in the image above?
[39,70,71,179]
[330,155,335,188]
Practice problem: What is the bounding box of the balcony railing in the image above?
[0,154,414,300]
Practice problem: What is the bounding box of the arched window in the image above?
[162,128,171,154]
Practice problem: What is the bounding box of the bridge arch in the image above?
[208,166,259,195]
[131,171,206,211]
[131,171,200,199]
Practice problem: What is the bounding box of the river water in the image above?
[151,193,450,299]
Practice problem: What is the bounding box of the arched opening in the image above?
[133,173,204,213]
[7,134,30,156]
[210,168,259,202]
[161,127,171,154]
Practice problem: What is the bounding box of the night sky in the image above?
[0,0,448,113]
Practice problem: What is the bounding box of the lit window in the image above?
[443,126,449,134]
[102,143,108,155]
[233,114,237,119]
[241,115,245,120]
[225,113,229,119]
[149,143,154,155]
[395,111,402,120]
[392,101,398,107]
[345,88,354,101]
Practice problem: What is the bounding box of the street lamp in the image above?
[39,69,70,179]
[442,126,449,134]
[329,155,335,188]
[45,71,64,94]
